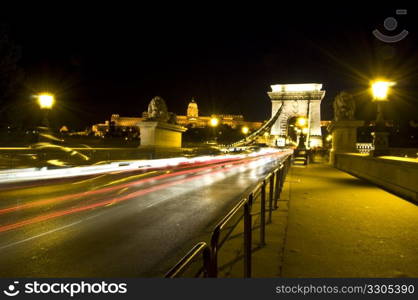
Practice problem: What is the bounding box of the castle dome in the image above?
[187,98,199,118]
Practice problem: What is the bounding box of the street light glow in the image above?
[296,117,307,128]
[241,126,249,135]
[210,117,219,127]
[37,93,55,109]
[371,81,396,101]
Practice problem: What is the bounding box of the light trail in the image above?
[0,151,287,216]
[0,152,285,233]
[0,148,285,184]
[0,157,243,215]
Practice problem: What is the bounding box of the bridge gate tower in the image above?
[268,83,326,147]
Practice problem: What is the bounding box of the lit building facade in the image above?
[92,99,262,136]
[92,114,143,136]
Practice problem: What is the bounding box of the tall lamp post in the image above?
[209,117,219,144]
[296,117,308,150]
[37,93,55,128]
[370,80,395,156]
[293,116,309,165]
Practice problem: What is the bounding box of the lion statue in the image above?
[333,91,356,121]
[146,96,170,122]
[145,96,177,124]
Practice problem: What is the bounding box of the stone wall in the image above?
[389,148,418,158]
[335,153,418,202]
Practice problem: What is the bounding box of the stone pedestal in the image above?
[138,121,187,148]
[328,120,364,165]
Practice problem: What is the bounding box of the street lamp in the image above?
[370,80,395,156]
[296,117,308,150]
[241,126,249,135]
[210,117,219,127]
[326,134,332,142]
[371,80,395,125]
[372,81,395,100]
[37,93,55,128]
[293,116,309,165]
[296,117,307,128]
[209,117,219,144]
[38,93,55,109]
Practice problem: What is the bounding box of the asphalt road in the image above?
[0,152,287,277]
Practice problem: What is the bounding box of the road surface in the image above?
[0,151,288,277]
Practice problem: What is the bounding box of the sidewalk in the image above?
[220,162,418,277]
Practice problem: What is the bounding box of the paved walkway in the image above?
[282,163,418,277]
[221,162,418,277]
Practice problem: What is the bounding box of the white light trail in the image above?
[0,148,291,184]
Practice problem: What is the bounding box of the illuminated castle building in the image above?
[92,99,263,136]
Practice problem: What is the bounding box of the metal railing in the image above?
[165,154,292,278]
[356,143,374,154]
[164,242,212,278]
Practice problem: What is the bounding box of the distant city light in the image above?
[371,81,396,101]
[302,127,308,134]
[326,134,332,142]
[271,83,323,93]
[37,93,55,109]
[241,126,249,134]
[210,117,219,127]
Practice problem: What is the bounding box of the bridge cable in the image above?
[226,101,285,148]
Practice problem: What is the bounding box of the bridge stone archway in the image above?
[268,83,325,147]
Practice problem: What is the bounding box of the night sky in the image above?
[2,5,418,129]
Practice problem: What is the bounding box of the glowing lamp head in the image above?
[326,134,332,142]
[371,81,395,101]
[296,117,307,128]
[37,93,55,109]
[210,117,219,127]
[241,126,249,135]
